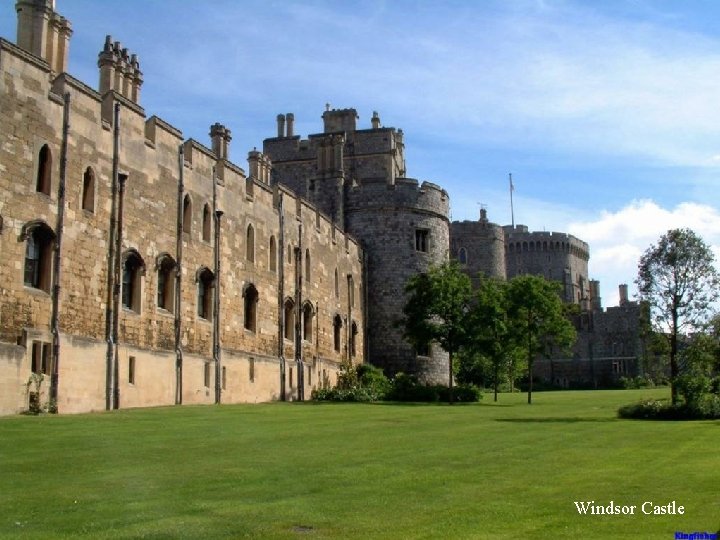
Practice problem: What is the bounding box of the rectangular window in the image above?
[128,356,136,384]
[307,365,312,386]
[31,341,51,375]
[415,229,429,252]
[249,358,255,383]
[204,362,210,388]
[222,366,227,390]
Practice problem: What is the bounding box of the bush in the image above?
[312,363,391,402]
[620,376,656,389]
[386,373,481,403]
[618,397,720,420]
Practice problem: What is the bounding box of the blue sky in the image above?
[4,0,720,306]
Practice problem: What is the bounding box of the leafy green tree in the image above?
[465,277,522,402]
[636,228,720,404]
[403,262,473,403]
[506,275,576,404]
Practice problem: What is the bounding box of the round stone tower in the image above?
[503,225,590,305]
[345,178,450,383]
[450,207,506,284]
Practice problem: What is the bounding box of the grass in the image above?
[0,388,718,539]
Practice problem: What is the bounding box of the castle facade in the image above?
[0,2,644,415]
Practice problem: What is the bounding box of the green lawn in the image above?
[0,389,718,539]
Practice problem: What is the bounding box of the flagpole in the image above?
[509,173,515,228]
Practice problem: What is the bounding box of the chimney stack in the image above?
[276,114,285,138]
[210,123,232,160]
[618,284,629,306]
[286,113,294,137]
[371,111,381,129]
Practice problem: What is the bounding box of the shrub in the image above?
[386,373,481,403]
[618,397,720,420]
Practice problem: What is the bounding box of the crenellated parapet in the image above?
[346,177,449,219]
[503,225,590,261]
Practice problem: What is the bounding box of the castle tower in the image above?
[450,207,506,285]
[503,225,590,304]
[264,108,450,383]
[16,0,72,73]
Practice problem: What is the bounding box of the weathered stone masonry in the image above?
[0,1,363,414]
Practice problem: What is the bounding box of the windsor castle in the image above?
[0,1,643,415]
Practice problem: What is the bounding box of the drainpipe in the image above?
[104,102,120,411]
[212,166,223,404]
[174,144,184,404]
[277,193,286,401]
[295,223,303,401]
[346,273,352,365]
[49,92,70,410]
[112,170,126,410]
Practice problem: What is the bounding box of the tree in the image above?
[636,228,720,404]
[403,262,473,403]
[506,275,576,404]
[464,277,522,402]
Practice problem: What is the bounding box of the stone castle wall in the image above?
[450,214,506,282]
[0,17,363,415]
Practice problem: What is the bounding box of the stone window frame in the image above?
[458,247,468,265]
[21,220,56,292]
[196,266,215,321]
[415,229,429,253]
[36,144,52,195]
[283,297,295,341]
[155,253,177,313]
[269,235,277,272]
[246,223,255,263]
[81,166,96,213]
[182,194,192,235]
[202,203,212,243]
[121,249,146,314]
[243,283,259,333]
[333,314,343,353]
[302,301,314,342]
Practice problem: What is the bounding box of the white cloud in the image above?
[568,200,720,306]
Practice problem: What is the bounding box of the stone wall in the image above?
[0,20,362,415]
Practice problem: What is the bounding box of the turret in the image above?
[15,0,72,73]
[97,35,142,103]
[209,123,231,161]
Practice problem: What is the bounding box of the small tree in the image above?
[636,229,720,404]
[403,262,473,403]
[506,275,576,404]
[465,277,521,402]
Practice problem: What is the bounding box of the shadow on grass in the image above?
[496,417,617,423]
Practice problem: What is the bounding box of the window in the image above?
[415,229,429,252]
[417,342,430,357]
[351,321,358,357]
[307,365,312,386]
[302,302,314,342]
[221,366,227,390]
[284,298,295,340]
[246,224,255,263]
[81,167,95,212]
[157,255,176,312]
[197,268,214,320]
[334,268,339,298]
[287,244,292,265]
[243,284,258,332]
[36,145,52,195]
[202,203,211,242]
[333,314,343,352]
[348,275,354,307]
[249,358,255,383]
[122,250,144,313]
[458,247,467,265]
[204,362,210,388]
[24,223,55,291]
[128,356,136,384]
[269,236,277,272]
[182,194,192,234]
[31,341,50,375]
[305,249,311,283]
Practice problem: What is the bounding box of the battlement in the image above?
[346,177,450,219]
[503,225,589,260]
[322,108,358,133]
